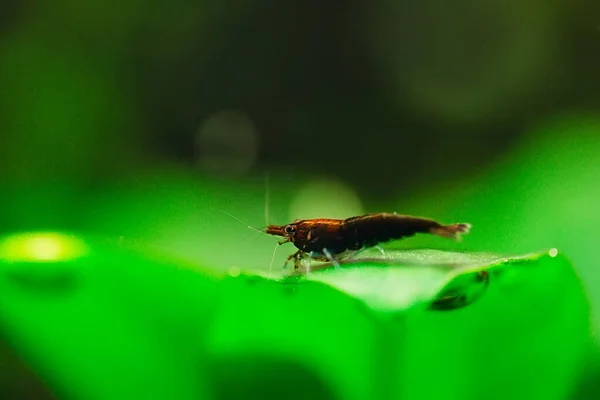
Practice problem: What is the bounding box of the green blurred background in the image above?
[2,0,600,398]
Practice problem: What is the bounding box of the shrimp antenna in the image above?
[264,170,271,227]
[268,241,279,274]
[219,210,265,234]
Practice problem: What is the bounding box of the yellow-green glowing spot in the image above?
[0,233,88,263]
[548,248,559,258]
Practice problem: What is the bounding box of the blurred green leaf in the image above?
[0,232,218,400]
[3,232,584,400]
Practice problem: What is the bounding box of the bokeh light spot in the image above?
[195,110,259,176]
[0,233,88,263]
[366,0,557,124]
[548,248,558,258]
[289,178,363,220]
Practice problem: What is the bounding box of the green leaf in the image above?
[208,248,591,400]
[0,233,592,400]
[284,249,506,312]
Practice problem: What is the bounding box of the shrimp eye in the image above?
[284,225,295,235]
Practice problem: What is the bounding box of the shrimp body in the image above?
[266,213,471,269]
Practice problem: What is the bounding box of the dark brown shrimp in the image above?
[266,213,471,270]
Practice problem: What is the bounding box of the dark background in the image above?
[2,0,599,196]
